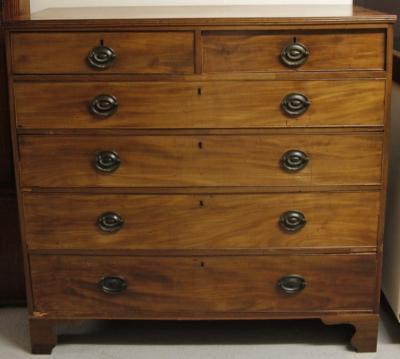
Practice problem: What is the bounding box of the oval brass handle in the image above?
[281,93,310,117]
[277,275,306,294]
[280,150,309,172]
[95,150,121,173]
[280,42,309,68]
[88,45,116,70]
[98,212,124,233]
[90,94,118,118]
[99,276,127,294]
[279,211,307,232]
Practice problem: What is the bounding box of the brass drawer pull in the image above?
[90,94,118,118]
[277,275,306,294]
[99,276,127,294]
[280,150,309,172]
[279,211,307,232]
[88,45,116,70]
[281,93,310,117]
[280,41,309,68]
[95,150,121,173]
[98,212,124,233]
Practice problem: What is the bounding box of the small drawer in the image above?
[14,80,385,129]
[30,254,377,317]
[23,192,380,251]
[203,30,386,73]
[19,134,383,188]
[11,32,194,74]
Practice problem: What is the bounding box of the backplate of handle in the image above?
[99,276,127,294]
[98,212,124,233]
[90,94,118,118]
[280,150,309,172]
[88,45,116,70]
[277,275,306,294]
[280,41,309,68]
[279,210,307,232]
[281,93,310,117]
[95,150,121,173]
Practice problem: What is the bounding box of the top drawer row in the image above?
[10,30,386,74]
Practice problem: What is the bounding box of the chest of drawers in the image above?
[5,5,395,354]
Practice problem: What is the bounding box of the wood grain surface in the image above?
[30,254,377,316]
[11,32,195,74]
[23,191,380,251]
[19,134,383,188]
[14,80,385,129]
[203,30,386,72]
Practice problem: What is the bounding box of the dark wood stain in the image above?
[0,0,26,305]
[4,4,394,354]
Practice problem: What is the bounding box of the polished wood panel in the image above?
[19,134,383,188]
[11,32,195,74]
[203,30,386,73]
[30,254,376,317]
[23,191,380,251]
[14,80,386,129]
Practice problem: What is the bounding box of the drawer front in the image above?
[19,134,383,188]
[24,192,380,251]
[14,80,385,129]
[11,32,194,74]
[30,254,376,316]
[203,30,386,73]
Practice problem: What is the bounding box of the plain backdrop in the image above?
[30,0,352,14]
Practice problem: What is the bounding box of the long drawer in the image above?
[23,192,380,251]
[19,134,383,188]
[11,32,195,74]
[30,254,377,316]
[203,30,386,72]
[14,80,385,129]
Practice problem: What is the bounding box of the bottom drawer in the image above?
[30,254,376,317]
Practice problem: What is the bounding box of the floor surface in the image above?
[1,300,400,358]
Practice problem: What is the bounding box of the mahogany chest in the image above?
[5,5,396,354]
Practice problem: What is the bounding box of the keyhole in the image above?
[200,261,205,267]
[293,36,297,43]
[198,141,203,149]
[197,87,202,96]
[100,39,104,46]
[199,200,204,207]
